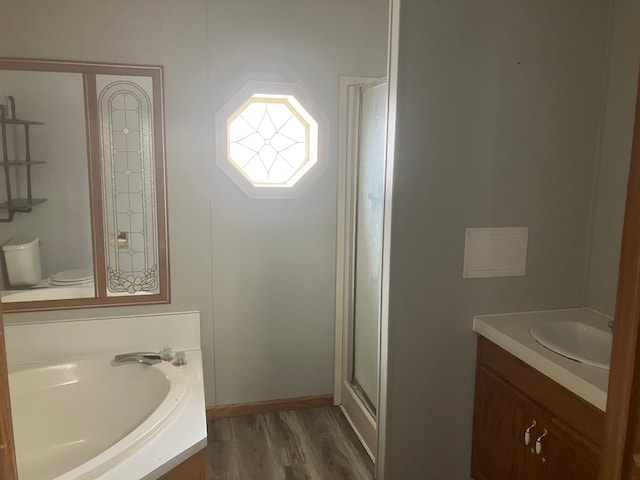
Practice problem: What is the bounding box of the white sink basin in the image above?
[529,320,612,369]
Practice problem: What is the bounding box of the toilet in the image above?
[48,268,94,287]
[2,237,94,289]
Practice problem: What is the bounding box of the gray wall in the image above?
[208,0,389,404]
[586,0,640,316]
[384,0,611,477]
[0,0,389,407]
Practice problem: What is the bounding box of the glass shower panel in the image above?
[351,82,387,412]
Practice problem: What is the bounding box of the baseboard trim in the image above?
[206,394,334,420]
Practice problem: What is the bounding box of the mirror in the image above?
[0,59,169,312]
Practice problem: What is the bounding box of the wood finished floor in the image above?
[206,407,375,480]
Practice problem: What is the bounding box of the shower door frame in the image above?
[335,75,385,461]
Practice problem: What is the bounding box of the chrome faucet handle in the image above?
[173,351,187,367]
[159,347,174,361]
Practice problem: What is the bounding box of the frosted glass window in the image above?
[227,94,318,187]
[98,78,159,295]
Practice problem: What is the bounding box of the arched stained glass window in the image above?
[98,79,159,295]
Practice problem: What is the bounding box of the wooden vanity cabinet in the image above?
[472,367,541,479]
[471,337,603,480]
[544,421,600,480]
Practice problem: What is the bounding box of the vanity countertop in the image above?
[473,307,611,411]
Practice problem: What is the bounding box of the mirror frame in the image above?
[0,58,170,312]
[0,302,17,479]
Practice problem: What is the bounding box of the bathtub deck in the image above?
[206,406,374,480]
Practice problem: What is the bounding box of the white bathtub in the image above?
[9,353,205,480]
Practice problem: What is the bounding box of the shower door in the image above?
[339,78,388,460]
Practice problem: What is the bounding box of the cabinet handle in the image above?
[535,428,548,455]
[524,420,537,446]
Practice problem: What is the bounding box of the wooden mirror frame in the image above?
[0,302,17,480]
[0,58,170,313]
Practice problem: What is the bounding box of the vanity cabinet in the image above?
[471,336,603,480]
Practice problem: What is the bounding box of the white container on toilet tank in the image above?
[2,237,42,287]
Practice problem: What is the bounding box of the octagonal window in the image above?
[228,94,318,187]
[216,82,327,199]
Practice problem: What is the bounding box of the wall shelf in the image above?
[0,198,47,212]
[0,161,46,166]
[0,96,46,222]
[1,119,44,126]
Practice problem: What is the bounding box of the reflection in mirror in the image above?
[0,70,94,302]
[0,59,169,312]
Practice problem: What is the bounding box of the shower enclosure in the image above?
[336,77,388,460]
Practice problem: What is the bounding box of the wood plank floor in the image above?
[206,407,375,480]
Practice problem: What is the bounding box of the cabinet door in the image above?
[541,420,599,480]
[471,367,542,480]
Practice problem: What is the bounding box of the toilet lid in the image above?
[50,269,94,286]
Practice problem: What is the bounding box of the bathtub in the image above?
[8,351,206,480]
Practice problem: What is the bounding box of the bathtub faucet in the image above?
[113,352,162,366]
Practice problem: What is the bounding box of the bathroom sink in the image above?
[529,320,612,369]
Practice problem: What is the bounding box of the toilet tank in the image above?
[2,237,42,287]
